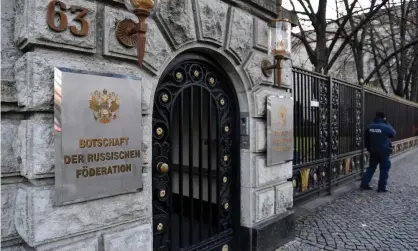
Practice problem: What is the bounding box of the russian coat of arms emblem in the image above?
[89,89,120,124]
[278,105,288,125]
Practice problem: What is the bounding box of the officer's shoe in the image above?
[360,184,373,190]
[377,188,388,193]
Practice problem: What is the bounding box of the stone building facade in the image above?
[1,0,296,250]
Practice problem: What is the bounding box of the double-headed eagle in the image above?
[89,89,120,124]
[278,105,288,125]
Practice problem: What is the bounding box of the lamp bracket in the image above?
[261,60,274,77]
[116,19,138,48]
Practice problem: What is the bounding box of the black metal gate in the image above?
[152,55,239,251]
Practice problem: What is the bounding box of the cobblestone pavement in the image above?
[278,149,418,251]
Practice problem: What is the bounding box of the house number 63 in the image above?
[46,0,89,37]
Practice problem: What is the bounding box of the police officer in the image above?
[360,111,396,192]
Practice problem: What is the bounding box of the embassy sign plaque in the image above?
[54,68,143,206]
[267,95,294,166]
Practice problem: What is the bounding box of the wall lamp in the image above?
[116,0,158,67]
[261,0,292,88]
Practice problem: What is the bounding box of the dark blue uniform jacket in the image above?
[364,118,396,155]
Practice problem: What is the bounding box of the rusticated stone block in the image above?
[241,184,284,227]
[1,0,22,80]
[156,0,196,48]
[14,0,97,53]
[195,0,229,46]
[240,151,293,189]
[243,52,273,89]
[225,8,253,64]
[250,119,266,152]
[255,157,293,187]
[251,87,291,117]
[253,18,268,52]
[104,7,172,74]
[2,184,19,241]
[15,117,54,179]
[14,174,151,247]
[103,223,152,251]
[1,80,17,103]
[14,52,157,113]
[280,59,293,89]
[240,150,255,188]
[1,120,21,175]
[275,182,293,214]
[255,187,275,222]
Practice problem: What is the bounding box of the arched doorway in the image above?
[152,53,240,251]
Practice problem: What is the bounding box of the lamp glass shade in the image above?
[268,20,291,59]
[124,0,155,12]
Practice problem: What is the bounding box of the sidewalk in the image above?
[278,148,418,251]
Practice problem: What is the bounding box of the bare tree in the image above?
[290,0,390,73]
[362,0,418,99]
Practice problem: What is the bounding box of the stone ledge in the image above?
[14,175,151,247]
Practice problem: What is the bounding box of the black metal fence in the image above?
[292,67,418,202]
[364,90,418,141]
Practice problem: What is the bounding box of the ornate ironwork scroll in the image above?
[355,90,362,149]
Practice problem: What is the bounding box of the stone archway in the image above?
[151,53,243,251]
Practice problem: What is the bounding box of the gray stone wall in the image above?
[1,0,294,250]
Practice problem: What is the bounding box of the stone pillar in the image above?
[239,20,295,250]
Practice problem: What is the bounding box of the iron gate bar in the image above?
[179,90,184,248]
[208,96,212,237]
[361,83,365,175]
[294,72,302,164]
[189,87,194,244]
[199,88,203,242]
[216,105,221,234]
[316,77,320,162]
[304,73,308,164]
[327,75,333,195]
[306,73,312,162]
